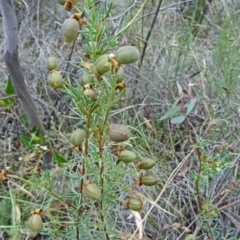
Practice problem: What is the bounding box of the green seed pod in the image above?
[46,57,58,71]
[47,72,64,89]
[80,72,95,86]
[114,66,124,83]
[138,158,156,170]
[70,129,86,146]
[109,124,130,143]
[58,0,66,5]
[184,234,196,240]
[128,199,143,211]
[62,18,79,43]
[115,46,140,64]
[119,150,136,163]
[83,88,97,101]
[29,214,43,233]
[84,183,101,200]
[94,54,111,75]
[141,174,158,186]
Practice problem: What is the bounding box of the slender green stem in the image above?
[98,123,110,240]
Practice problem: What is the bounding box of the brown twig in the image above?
[218,199,240,211]
[139,0,163,67]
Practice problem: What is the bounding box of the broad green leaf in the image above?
[171,115,186,124]
[0,98,14,108]
[38,134,44,145]
[160,106,181,121]
[51,150,67,165]
[31,126,39,134]
[19,135,33,148]
[186,98,197,116]
[176,81,182,95]
[31,132,44,144]
[5,77,15,95]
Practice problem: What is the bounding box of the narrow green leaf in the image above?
[19,135,33,148]
[51,150,67,165]
[176,81,182,95]
[5,77,15,95]
[160,106,181,121]
[185,98,197,116]
[104,2,113,19]
[171,115,186,124]
[77,102,88,116]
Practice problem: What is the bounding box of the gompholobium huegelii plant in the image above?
[27,0,156,239]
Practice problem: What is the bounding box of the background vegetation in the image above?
[0,0,240,239]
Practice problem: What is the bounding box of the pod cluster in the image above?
[108,123,158,211]
[68,122,158,212]
[46,57,64,89]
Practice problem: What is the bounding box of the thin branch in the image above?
[218,199,240,211]
[139,0,163,67]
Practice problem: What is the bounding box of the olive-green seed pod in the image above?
[70,129,86,146]
[29,214,43,233]
[47,72,64,89]
[138,158,156,170]
[83,88,97,101]
[141,174,158,186]
[94,54,111,75]
[184,234,196,240]
[115,46,140,64]
[114,66,124,83]
[58,0,66,5]
[119,150,136,163]
[46,57,58,71]
[128,199,143,211]
[109,124,130,143]
[62,18,79,43]
[84,183,101,200]
[80,72,95,86]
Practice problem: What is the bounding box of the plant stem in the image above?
[195,146,202,211]
[76,113,92,239]
[98,125,110,240]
